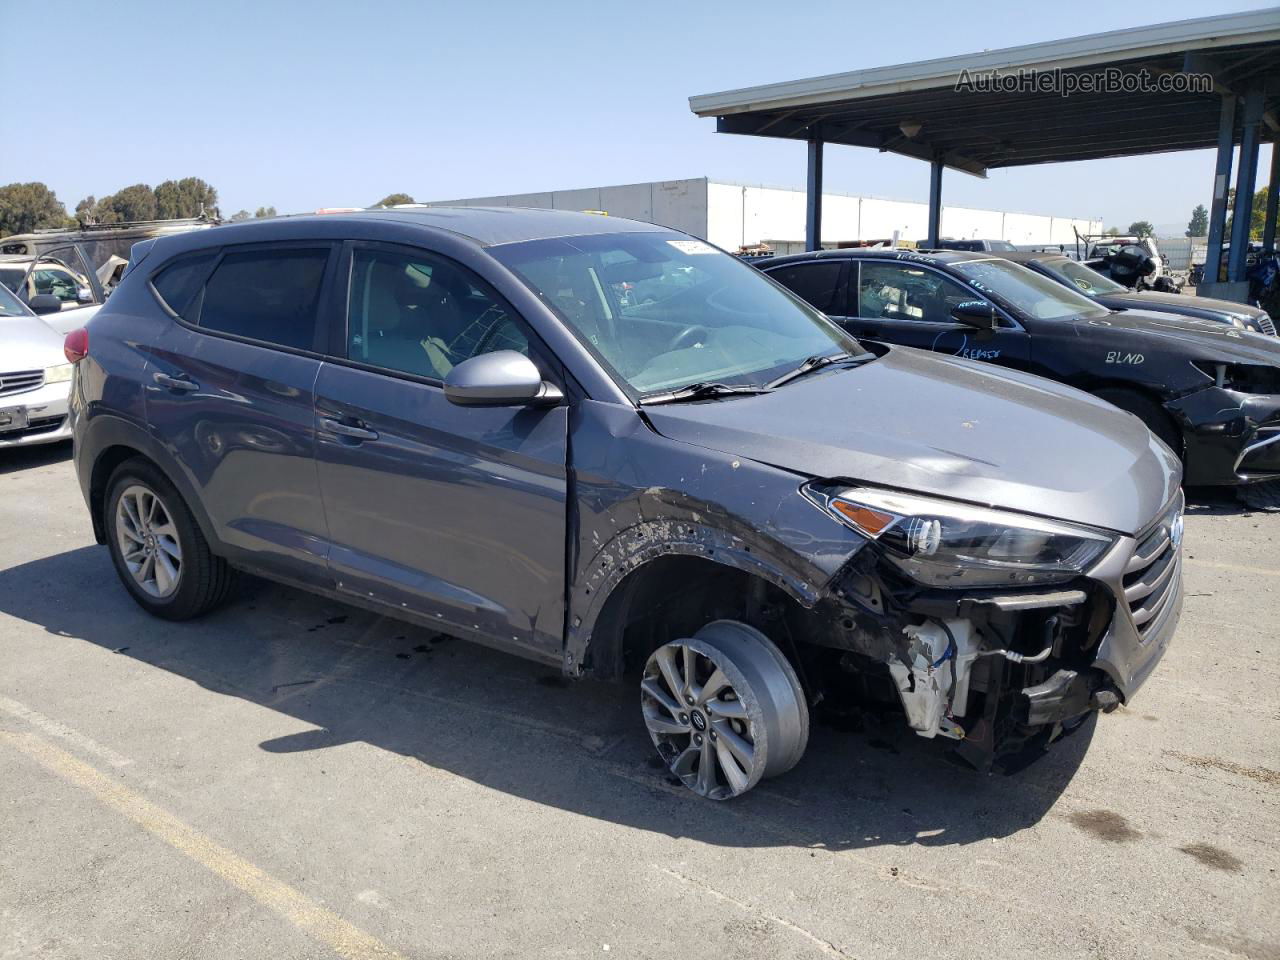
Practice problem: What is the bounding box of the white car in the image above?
[0,281,75,448]
[0,252,103,334]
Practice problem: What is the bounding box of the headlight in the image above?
[803,483,1116,587]
[43,363,74,384]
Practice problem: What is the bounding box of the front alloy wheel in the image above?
[641,620,808,799]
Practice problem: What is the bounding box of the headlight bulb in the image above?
[905,517,941,556]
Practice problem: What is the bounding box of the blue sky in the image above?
[1,0,1274,232]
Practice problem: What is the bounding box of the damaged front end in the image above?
[798,483,1184,770]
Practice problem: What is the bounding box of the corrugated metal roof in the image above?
[689,8,1280,175]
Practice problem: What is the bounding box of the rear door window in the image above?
[765,261,846,314]
[193,248,330,350]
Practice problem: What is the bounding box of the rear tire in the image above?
[105,458,237,620]
[640,620,809,800]
[1094,388,1182,457]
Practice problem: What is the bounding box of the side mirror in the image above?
[76,285,94,303]
[29,294,63,315]
[443,350,563,407]
[950,300,997,330]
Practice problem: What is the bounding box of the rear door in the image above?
[312,241,568,662]
[842,259,1031,367]
[146,242,338,582]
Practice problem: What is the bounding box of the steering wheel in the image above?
[667,325,709,351]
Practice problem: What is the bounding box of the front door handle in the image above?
[154,372,199,393]
[320,417,379,442]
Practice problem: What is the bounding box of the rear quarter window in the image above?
[151,254,216,317]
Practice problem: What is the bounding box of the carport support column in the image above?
[1228,89,1264,282]
[1205,94,1236,283]
[927,159,944,248]
[1263,141,1279,252]
[805,137,824,252]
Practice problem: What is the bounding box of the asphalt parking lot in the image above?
[1,442,1276,960]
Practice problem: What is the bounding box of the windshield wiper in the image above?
[640,381,773,405]
[766,352,872,390]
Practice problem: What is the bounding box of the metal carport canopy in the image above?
[689,8,1279,176]
[689,7,1280,284]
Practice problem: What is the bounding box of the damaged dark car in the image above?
[761,248,1280,488]
[991,250,1276,337]
[69,209,1182,799]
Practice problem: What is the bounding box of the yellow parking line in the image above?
[1,730,406,960]
[1187,559,1280,578]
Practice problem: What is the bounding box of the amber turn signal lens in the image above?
[830,500,897,537]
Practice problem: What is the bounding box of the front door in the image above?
[841,259,1030,369]
[312,242,568,662]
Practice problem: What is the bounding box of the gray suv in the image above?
[67,209,1183,798]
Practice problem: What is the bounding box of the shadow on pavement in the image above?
[0,441,72,476]
[0,544,1093,853]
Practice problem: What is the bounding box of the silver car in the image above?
[0,281,75,447]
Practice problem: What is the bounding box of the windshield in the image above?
[490,232,860,396]
[1037,257,1127,296]
[0,278,30,317]
[950,258,1111,321]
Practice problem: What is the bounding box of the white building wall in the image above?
[428,178,1100,250]
[428,178,709,240]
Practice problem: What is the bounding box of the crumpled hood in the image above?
[646,346,1180,535]
[0,315,65,372]
[1072,309,1280,364]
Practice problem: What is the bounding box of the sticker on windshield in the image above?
[666,239,716,255]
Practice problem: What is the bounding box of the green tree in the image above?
[74,196,97,223]
[374,193,414,207]
[1103,226,1121,236]
[154,177,219,219]
[1185,204,1208,238]
[1224,186,1271,239]
[0,182,72,237]
[254,206,277,219]
[229,210,251,222]
[1127,221,1155,238]
[95,184,158,223]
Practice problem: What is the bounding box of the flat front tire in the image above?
[641,620,809,800]
[105,458,236,620]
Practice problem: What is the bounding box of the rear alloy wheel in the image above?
[115,484,183,599]
[105,458,237,620]
[641,620,809,800]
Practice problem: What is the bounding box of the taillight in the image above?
[64,328,89,364]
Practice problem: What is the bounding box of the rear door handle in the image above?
[154,372,199,392]
[320,417,379,442]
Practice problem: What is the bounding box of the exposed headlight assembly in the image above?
[43,362,74,384]
[804,482,1116,587]
[1193,361,1280,394]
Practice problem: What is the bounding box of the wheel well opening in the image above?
[584,556,809,683]
[89,444,145,542]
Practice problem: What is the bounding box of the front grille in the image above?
[0,370,43,397]
[1257,315,1277,336]
[1123,497,1183,636]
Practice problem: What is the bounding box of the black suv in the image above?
[66,210,1182,796]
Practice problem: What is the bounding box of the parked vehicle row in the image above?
[991,251,1276,336]
[760,248,1280,487]
[61,209,1185,798]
